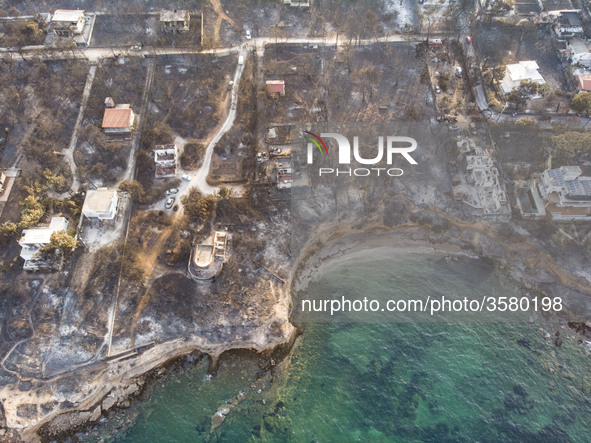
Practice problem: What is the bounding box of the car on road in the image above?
[182,174,191,181]
[165,188,178,195]
[165,196,175,209]
[227,80,234,90]
[245,30,251,40]
[130,45,141,51]
[435,85,441,94]
[238,55,244,65]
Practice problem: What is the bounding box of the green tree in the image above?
[508,80,541,110]
[492,65,506,83]
[20,194,45,228]
[551,131,591,156]
[182,189,216,221]
[217,187,231,200]
[142,121,174,148]
[572,92,591,113]
[39,230,78,259]
[119,180,145,202]
[43,169,66,191]
[180,140,205,169]
[517,117,535,126]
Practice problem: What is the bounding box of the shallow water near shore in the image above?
[84,255,591,442]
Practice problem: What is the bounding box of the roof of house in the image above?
[568,39,590,55]
[83,189,117,215]
[578,75,591,91]
[266,80,285,93]
[19,217,68,245]
[102,107,133,128]
[52,9,84,22]
[506,61,543,80]
[160,9,189,22]
[501,61,545,93]
[557,10,582,26]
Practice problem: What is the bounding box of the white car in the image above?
[165,196,175,209]
[245,30,251,40]
[455,66,463,78]
[182,174,191,181]
[166,188,178,195]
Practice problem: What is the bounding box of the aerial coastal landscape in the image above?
[0,0,590,441]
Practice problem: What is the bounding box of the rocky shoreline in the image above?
[4,216,591,441]
[0,304,296,442]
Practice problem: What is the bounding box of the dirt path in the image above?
[123,59,155,182]
[128,219,178,349]
[54,63,97,197]
[210,0,237,43]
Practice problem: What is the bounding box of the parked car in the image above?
[227,80,234,90]
[245,30,251,40]
[182,174,191,181]
[130,45,141,51]
[165,196,175,209]
[435,85,441,94]
[238,55,244,65]
[166,188,178,195]
[455,66,463,78]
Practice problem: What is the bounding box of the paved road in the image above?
[0,33,424,62]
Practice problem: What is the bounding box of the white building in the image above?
[82,189,119,220]
[567,39,591,68]
[19,217,68,270]
[540,166,591,207]
[154,144,178,178]
[283,0,310,6]
[50,9,85,36]
[500,61,546,94]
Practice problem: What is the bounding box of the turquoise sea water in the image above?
[85,255,591,442]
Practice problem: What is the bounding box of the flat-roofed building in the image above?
[540,166,591,207]
[500,61,546,95]
[576,74,591,92]
[50,9,85,36]
[188,231,229,280]
[82,188,119,220]
[19,217,68,270]
[154,144,178,178]
[160,9,190,33]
